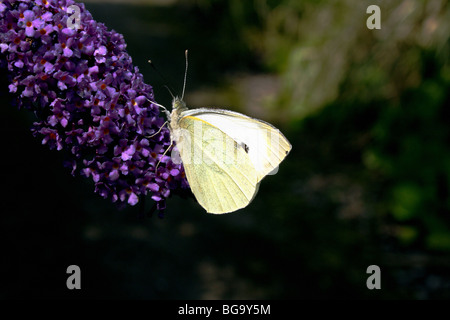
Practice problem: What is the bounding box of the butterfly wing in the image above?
[181,108,292,182]
[174,114,259,214]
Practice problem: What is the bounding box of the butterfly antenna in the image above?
[148,59,177,99]
[163,85,175,99]
[181,50,188,101]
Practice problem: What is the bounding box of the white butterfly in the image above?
[153,51,292,214]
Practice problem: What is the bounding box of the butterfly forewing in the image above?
[181,109,292,182]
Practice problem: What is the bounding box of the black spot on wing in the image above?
[234,141,249,154]
[239,142,249,153]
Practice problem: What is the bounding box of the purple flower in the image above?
[18,10,35,37]
[48,99,70,127]
[0,0,188,215]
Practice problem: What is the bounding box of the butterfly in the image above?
[152,51,291,214]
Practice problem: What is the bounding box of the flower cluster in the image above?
[0,0,188,213]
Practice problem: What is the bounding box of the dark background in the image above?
[1,0,449,299]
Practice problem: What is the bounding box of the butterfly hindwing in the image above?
[175,114,259,214]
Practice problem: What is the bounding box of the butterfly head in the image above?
[170,96,188,122]
[172,96,187,111]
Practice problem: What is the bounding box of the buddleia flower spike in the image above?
[0,0,189,215]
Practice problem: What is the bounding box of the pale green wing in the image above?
[175,115,259,214]
[181,108,292,182]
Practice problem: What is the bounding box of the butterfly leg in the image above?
[147,121,168,138]
[148,99,171,119]
[155,141,173,172]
